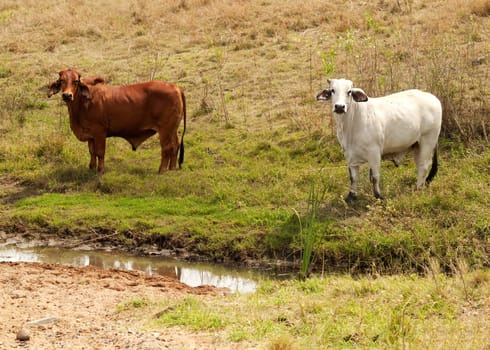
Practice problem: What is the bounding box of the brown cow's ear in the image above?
[92,75,105,85]
[81,75,105,87]
[47,80,61,97]
[79,82,92,99]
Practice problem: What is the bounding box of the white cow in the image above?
[316,78,442,201]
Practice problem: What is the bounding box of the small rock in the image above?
[472,56,487,66]
[16,328,30,341]
[0,231,7,241]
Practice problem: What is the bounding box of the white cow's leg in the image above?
[369,168,383,199]
[414,143,435,189]
[368,156,383,199]
[346,165,360,202]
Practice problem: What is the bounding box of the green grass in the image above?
[116,297,151,312]
[3,141,488,271]
[154,296,228,331]
[120,270,490,349]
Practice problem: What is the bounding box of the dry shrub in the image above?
[469,0,490,16]
[422,43,488,141]
[314,0,489,141]
[268,335,295,350]
[331,12,363,33]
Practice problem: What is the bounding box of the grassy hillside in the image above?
[0,0,489,273]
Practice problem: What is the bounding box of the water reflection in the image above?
[0,245,257,293]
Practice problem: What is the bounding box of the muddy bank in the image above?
[0,261,251,350]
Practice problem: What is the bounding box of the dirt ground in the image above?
[0,261,254,350]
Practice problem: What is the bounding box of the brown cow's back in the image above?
[89,81,183,136]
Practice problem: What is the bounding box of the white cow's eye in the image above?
[348,90,352,96]
[331,89,335,94]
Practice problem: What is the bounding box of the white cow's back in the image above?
[368,90,442,154]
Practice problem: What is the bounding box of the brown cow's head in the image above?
[47,69,99,102]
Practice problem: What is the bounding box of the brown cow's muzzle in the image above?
[62,92,74,102]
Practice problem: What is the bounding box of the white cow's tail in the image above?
[425,144,438,184]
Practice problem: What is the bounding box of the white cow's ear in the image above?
[316,89,332,101]
[351,88,368,102]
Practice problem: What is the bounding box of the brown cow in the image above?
[47,69,186,174]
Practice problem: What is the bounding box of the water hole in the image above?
[0,242,263,294]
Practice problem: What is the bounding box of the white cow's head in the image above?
[316,79,368,114]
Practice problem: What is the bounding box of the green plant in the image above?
[294,179,327,279]
[320,49,335,76]
[116,297,151,312]
[155,296,227,331]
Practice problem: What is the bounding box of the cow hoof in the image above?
[345,192,357,203]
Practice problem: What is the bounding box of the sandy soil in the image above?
[0,261,253,350]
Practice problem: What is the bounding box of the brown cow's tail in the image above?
[178,89,186,169]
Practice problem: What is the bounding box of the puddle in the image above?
[0,243,260,293]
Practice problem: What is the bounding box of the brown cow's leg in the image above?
[88,139,97,170]
[158,133,174,173]
[158,146,170,173]
[94,136,106,175]
[158,153,170,173]
[168,133,180,170]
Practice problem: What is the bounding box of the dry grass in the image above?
[0,0,488,142]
